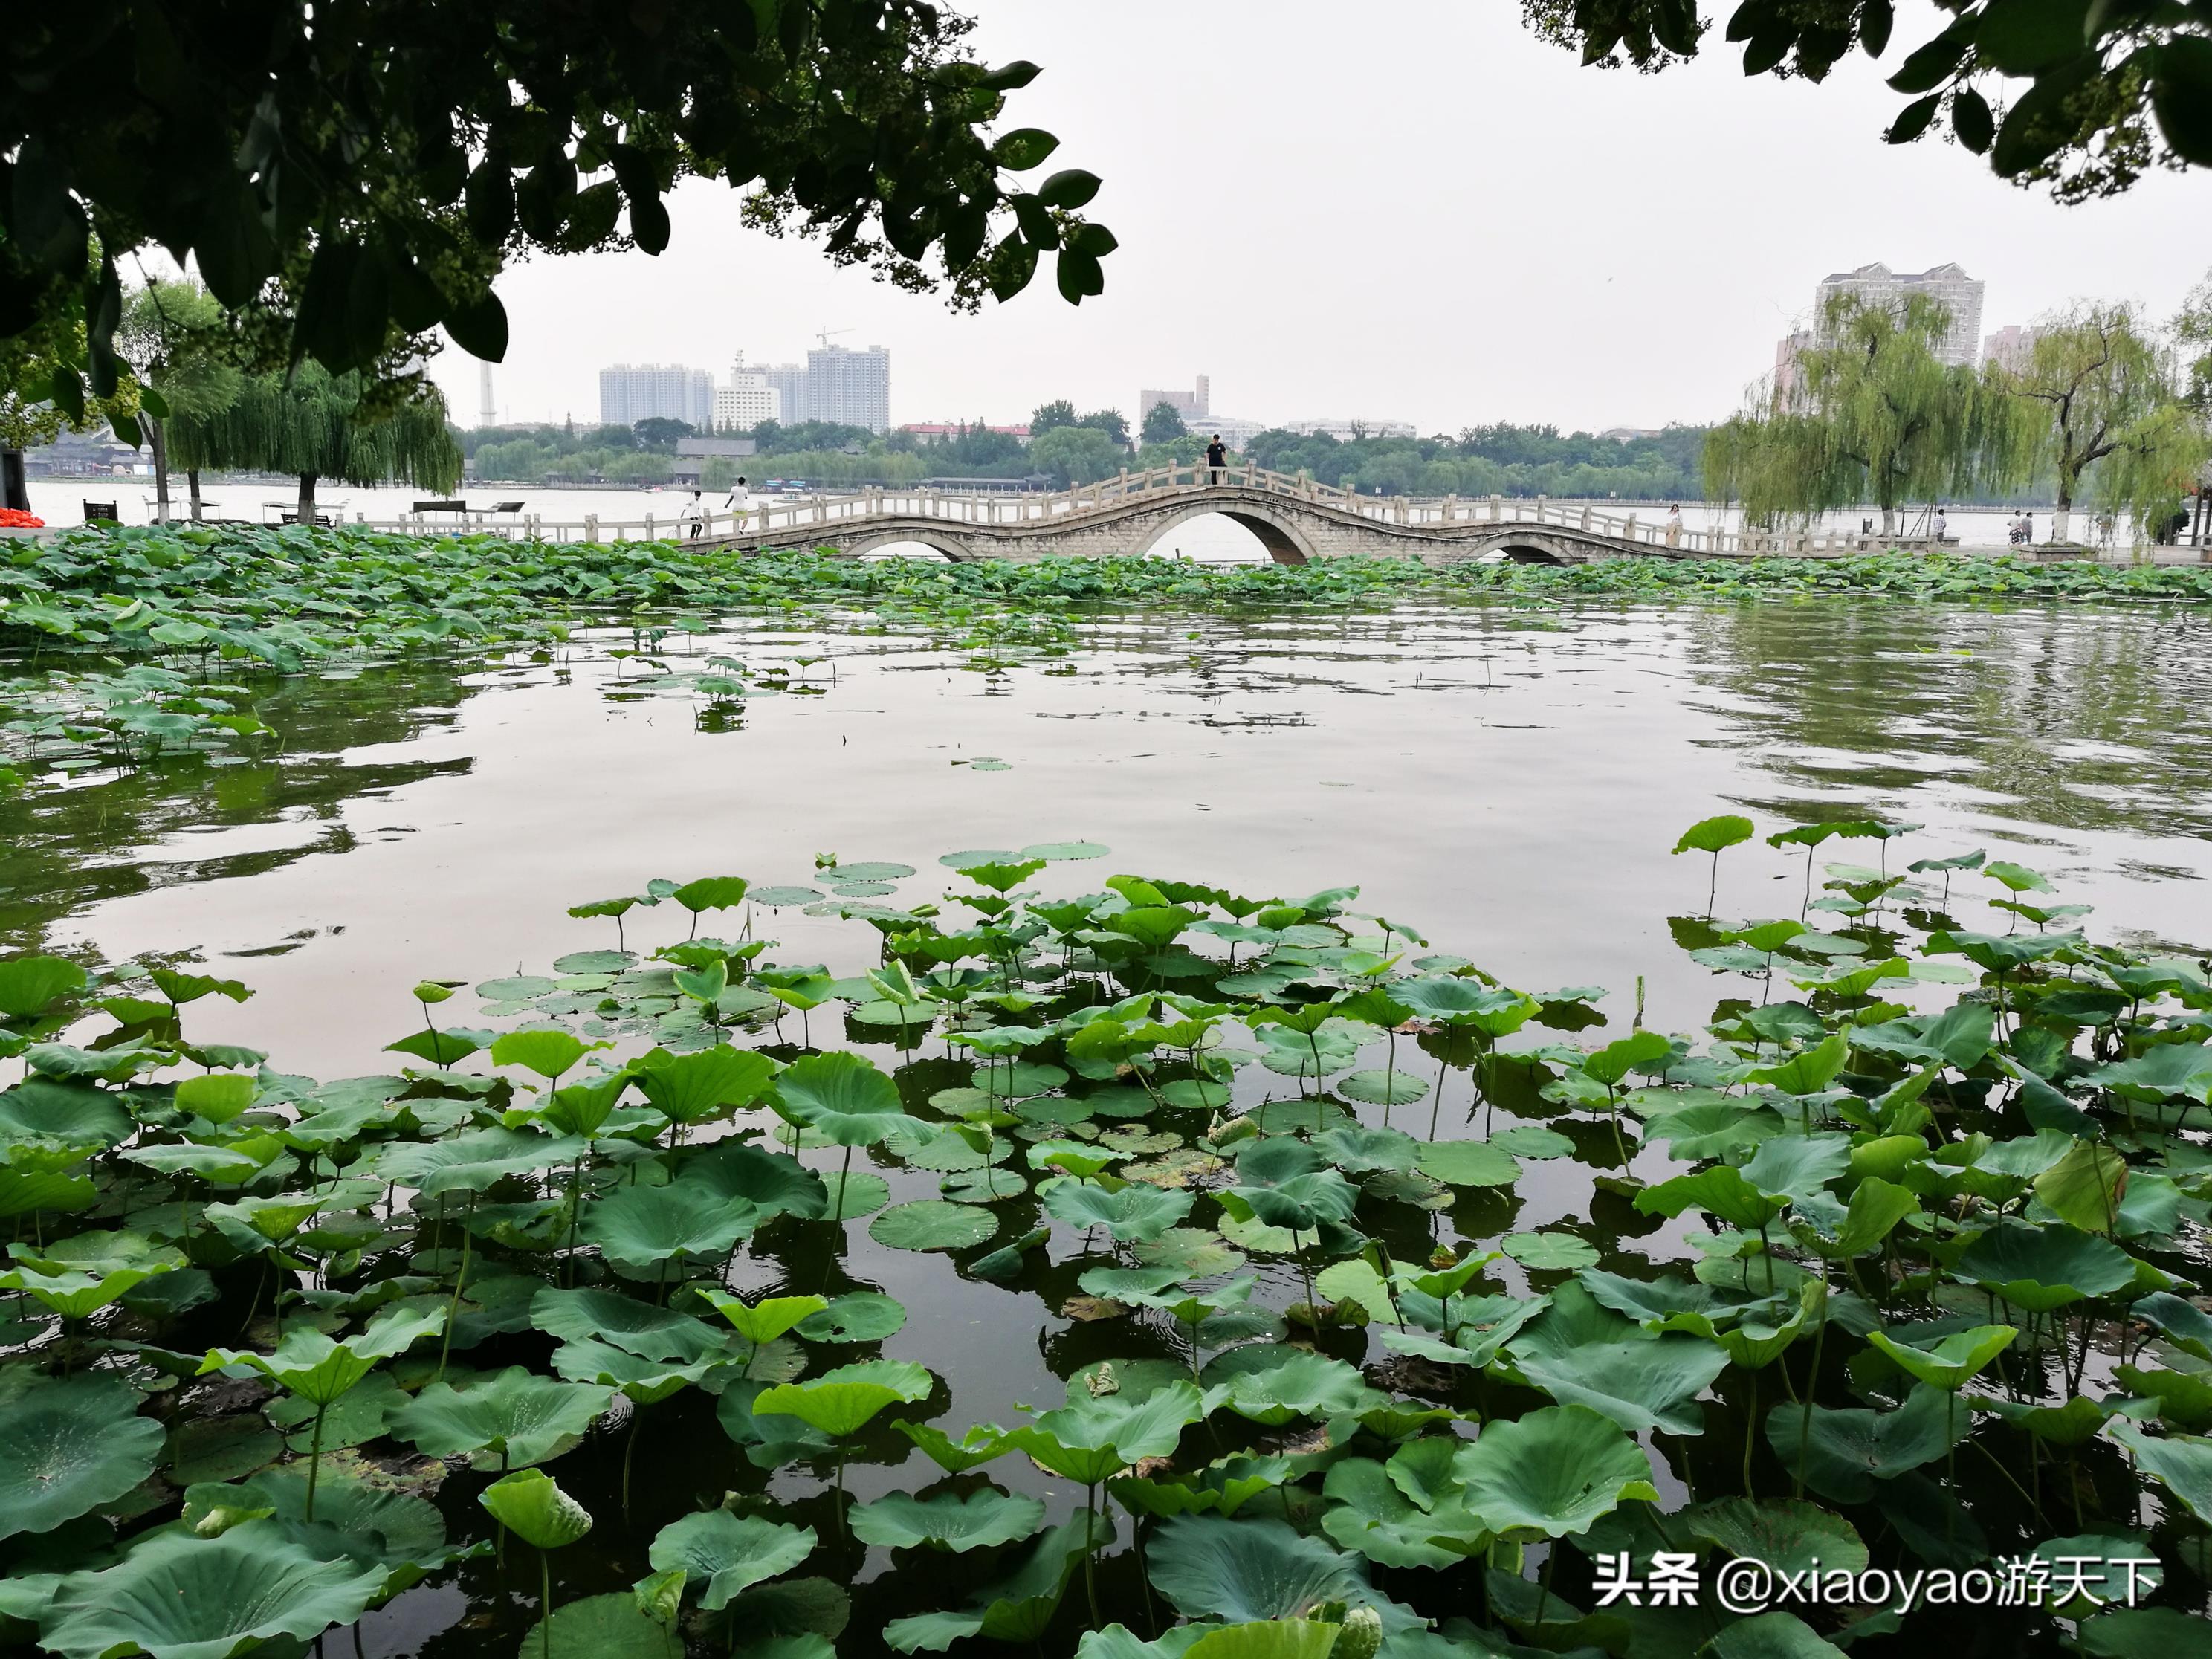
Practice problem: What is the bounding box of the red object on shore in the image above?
[0,508,46,528]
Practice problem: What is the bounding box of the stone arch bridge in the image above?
[404,464,1892,563]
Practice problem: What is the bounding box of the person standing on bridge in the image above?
[684,488,708,541]
[1666,503,1682,546]
[1205,435,1226,484]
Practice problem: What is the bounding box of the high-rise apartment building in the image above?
[1982,325,2042,375]
[1139,375,1210,422]
[713,355,782,430]
[598,363,715,429]
[803,343,891,434]
[760,363,809,426]
[1814,263,1986,366]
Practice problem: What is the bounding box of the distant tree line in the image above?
[1244,424,1710,500]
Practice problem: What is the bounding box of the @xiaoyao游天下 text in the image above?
[1586,1552,2162,1614]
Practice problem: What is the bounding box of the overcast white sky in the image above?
[429,0,2210,436]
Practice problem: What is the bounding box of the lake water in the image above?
[6,589,2208,1654]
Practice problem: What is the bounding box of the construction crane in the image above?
[815,327,853,349]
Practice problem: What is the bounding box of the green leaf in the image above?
[1673,815,1755,855]
[772,1051,915,1145]
[582,1181,759,1270]
[1320,1457,1488,1568]
[201,1304,446,1406]
[1146,1515,1368,1623]
[172,1072,258,1123]
[2034,1141,2127,1233]
[674,876,750,914]
[1704,1611,1849,1659]
[707,1292,831,1347]
[992,128,1063,171]
[2107,1421,2212,1524]
[37,1520,388,1659]
[1865,1323,2017,1391]
[1686,1498,1867,1575]
[479,1467,593,1550]
[0,1374,165,1541]
[1762,1384,1962,1503]
[649,1510,816,1608]
[388,1366,615,1468]
[850,1487,1046,1552]
[489,1028,604,1080]
[1452,1404,1659,1539]
[1512,1332,1727,1437]
[1414,1139,1519,1187]
[870,1199,999,1252]
[753,1361,932,1438]
[0,954,88,1020]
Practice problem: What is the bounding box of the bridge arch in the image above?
[1128,500,1321,566]
[841,528,977,563]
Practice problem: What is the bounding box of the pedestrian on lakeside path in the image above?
[1206,436,1226,483]
[1934,508,1947,543]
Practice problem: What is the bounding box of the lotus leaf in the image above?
[850,1487,1047,1552]
[1451,1405,1659,1539]
[650,1509,817,1608]
[1687,1497,1868,1575]
[870,1199,1000,1252]
[1863,1324,2017,1391]
[582,1181,759,1270]
[797,1291,906,1343]
[1320,1457,1487,1568]
[387,1366,615,1468]
[36,1520,388,1659]
[0,1373,165,1540]
[1762,1385,1964,1503]
[531,1287,730,1363]
[479,1466,593,1549]
[1043,1180,1194,1241]
[1146,1515,1367,1624]
[883,1514,1106,1651]
[520,1591,672,1659]
[753,1360,933,1437]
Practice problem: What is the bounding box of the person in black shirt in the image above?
[1205,436,1226,483]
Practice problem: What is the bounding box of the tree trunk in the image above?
[149,418,170,523]
[296,473,317,528]
[187,468,204,523]
[1,450,26,514]
[2051,506,2071,544]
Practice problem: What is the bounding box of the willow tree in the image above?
[1987,303,2211,543]
[168,367,461,528]
[115,281,242,523]
[1705,291,1991,534]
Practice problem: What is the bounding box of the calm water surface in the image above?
[5,592,2210,1655]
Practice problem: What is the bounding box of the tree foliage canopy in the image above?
[168,364,462,494]
[1,0,1112,415]
[1519,0,2212,200]
[1706,292,1988,520]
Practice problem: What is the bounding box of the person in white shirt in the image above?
[1933,508,1947,543]
[723,475,752,516]
[1665,503,1682,545]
